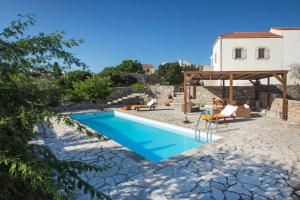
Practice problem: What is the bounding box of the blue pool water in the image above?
[70,112,207,162]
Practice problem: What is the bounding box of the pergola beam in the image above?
[273,73,284,84]
[182,70,289,120]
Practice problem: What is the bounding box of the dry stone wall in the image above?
[148,85,175,104]
[191,86,255,106]
[269,98,300,124]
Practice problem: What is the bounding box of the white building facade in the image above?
[211,28,300,85]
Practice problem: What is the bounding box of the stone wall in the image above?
[268,98,300,124]
[106,87,133,101]
[259,85,300,101]
[148,85,174,104]
[191,86,255,106]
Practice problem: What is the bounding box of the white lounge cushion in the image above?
[220,105,238,116]
[147,99,157,106]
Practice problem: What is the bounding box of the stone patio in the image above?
[32,106,300,199]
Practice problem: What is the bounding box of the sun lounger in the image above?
[197,105,238,132]
[201,104,238,121]
[131,99,157,111]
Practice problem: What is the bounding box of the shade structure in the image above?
[183,70,289,120]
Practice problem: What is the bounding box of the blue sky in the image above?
[1,0,300,72]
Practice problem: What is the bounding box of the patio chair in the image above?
[131,99,157,111]
[197,104,238,132]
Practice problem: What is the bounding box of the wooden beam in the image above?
[255,79,259,101]
[183,73,187,114]
[238,74,261,80]
[193,84,196,99]
[218,74,224,80]
[267,78,270,109]
[188,85,191,101]
[273,73,284,84]
[222,80,225,99]
[282,73,287,120]
[229,74,234,104]
[249,80,256,85]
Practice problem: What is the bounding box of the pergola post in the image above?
[188,84,191,101]
[183,73,187,114]
[229,74,234,104]
[222,79,225,99]
[282,73,287,120]
[193,84,196,99]
[267,78,270,109]
[255,79,259,101]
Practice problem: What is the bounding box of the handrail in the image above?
[195,112,212,142]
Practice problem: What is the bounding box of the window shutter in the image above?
[232,48,236,59]
[265,48,270,59]
[255,48,259,59]
[242,48,247,59]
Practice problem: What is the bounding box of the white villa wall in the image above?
[222,37,283,85]
[271,28,300,85]
[212,39,221,71]
[220,38,282,71]
[212,37,283,85]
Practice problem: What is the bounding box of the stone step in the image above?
[169,102,182,106]
[173,96,184,100]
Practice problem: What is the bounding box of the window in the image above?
[256,47,270,59]
[235,48,242,59]
[146,69,150,73]
[258,48,265,59]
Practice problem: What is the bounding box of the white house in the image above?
[211,27,300,85]
[161,60,192,67]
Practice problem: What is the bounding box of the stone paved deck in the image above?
[32,106,300,199]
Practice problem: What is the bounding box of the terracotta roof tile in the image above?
[272,27,300,30]
[220,32,282,38]
[142,64,154,69]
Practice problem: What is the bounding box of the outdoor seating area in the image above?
[182,70,289,121]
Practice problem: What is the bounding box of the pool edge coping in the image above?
[65,109,224,172]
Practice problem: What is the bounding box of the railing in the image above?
[194,113,213,142]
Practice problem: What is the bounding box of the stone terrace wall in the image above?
[106,87,133,101]
[192,86,255,106]
[148,85,174,104]
[269,98,300,124]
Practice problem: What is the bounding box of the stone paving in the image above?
[32,106,300,199]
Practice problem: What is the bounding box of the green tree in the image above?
[0,15,109,199]
[58,70,92,90]
[67,76,111,102]
[116,60,144,74]
[157,62,198,85]
[52,62,63,78]
[98,60,143,87]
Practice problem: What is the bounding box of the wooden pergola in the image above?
[183,70,289,120]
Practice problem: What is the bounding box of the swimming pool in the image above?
[70,111,217,163]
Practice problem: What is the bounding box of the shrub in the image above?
[67,76,111,102]
[132,83,148,93]
[57,70,92,90]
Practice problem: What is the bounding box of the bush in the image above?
[157,62,199,85]
[32,78,64,106]
[66,76,111,102]
[132,83,148,93]
[57,70,92,90]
